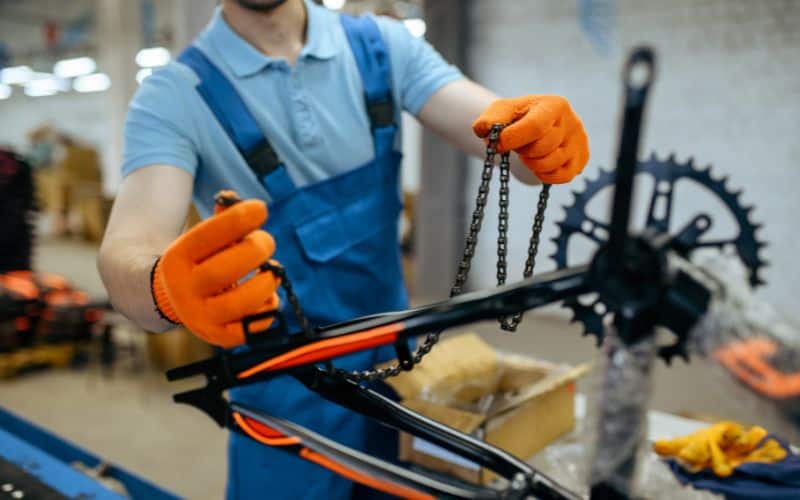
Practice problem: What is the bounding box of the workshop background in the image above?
[1,1,799,499]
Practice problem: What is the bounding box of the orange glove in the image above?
[151,192,280,348]
[472,95,589,184]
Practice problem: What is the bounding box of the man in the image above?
[98,0,589,498]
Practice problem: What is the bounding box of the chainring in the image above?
[551,153,768,362]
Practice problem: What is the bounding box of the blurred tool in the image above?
[715,338,800,399]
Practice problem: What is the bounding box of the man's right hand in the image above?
[150,195,280,348]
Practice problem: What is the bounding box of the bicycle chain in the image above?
[259,262,312,336]
[272,124,551,382]
[497,179,551,331]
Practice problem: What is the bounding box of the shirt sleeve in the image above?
[374,16,465,116]
[121,64,199,179]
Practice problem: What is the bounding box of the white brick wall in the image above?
[466,0,800,313]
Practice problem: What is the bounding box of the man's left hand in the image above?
[473,95,589,184]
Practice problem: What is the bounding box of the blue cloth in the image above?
[122,4,461,499]
[666,437,800,500]
[122,0,463,218]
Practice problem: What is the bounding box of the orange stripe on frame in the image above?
[299,448,435,500]
[232,412,301,447]
[238,322,403,379]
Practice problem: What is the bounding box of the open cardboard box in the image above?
[382,333,589,484]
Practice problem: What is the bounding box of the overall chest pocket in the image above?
[291,190,406,324]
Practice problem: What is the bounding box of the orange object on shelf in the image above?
[715,338,800,399]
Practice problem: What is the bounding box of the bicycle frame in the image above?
[167,47,717,499]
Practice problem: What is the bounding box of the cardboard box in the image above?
[146,327,214,370]
[384,333,588,484]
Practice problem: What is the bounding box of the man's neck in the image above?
[222,0,308,64]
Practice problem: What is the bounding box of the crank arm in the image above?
[606,47,655,269]
[590,47,657,499]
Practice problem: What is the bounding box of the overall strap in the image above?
[178,46,291,197]
[340,15,396,156]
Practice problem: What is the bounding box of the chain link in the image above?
[451,125,502,296]
[326,126,507,382]
[268,124,551,382]
[497,182,551,331]
[260,262,313,337]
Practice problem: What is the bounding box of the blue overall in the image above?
[179,15,407,500]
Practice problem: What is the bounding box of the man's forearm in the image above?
[98,165,194,333]
[98,238,174,333]
[417,79,540,185]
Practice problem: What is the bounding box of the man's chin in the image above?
[233,0,289,12]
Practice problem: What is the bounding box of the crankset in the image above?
[551,154,767,362]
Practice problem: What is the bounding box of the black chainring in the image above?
[551,153,768,362]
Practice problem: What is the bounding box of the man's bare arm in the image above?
[416,79,540,185]
[98,165,193,332]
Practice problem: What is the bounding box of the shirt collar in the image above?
[200,1,339,78]
[300,0,339,61]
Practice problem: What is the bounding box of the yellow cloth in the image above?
[653,421,787,477]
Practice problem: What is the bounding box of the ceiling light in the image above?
[0,84,11,100]
[403,18,427,38]
[24,77,64,97]
[54,57,97,78]
[34,73,70,91]
[136,68,153,84]
[73,73,111,93]
[24,87,57,97]
[1,66,33,85]
[323,0,346,10]
[135,47,171,68]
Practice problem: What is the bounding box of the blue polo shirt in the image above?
[122,1,463,217]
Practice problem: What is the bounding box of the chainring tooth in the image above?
[565,298,606,345]
[658,339,689,365]
[552,153,768,362]
[553,167,615,345]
